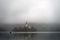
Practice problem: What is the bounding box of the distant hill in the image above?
[0,23,60,32]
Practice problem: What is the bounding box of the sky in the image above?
[0,0,60,24]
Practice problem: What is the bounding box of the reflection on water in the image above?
[0,33,60,40]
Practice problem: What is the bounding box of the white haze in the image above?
[0,0,60,24]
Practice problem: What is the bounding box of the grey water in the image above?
[0,33,60,40]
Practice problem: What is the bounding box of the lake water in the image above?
[0,33,60,40]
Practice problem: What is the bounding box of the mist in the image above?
[0,0,60,40]
[0,0,60,24]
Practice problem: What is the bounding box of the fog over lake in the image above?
[0,0,60,40]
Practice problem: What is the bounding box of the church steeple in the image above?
[25,21,32,29]
[26,21,28,24]
[25,21,29,27]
